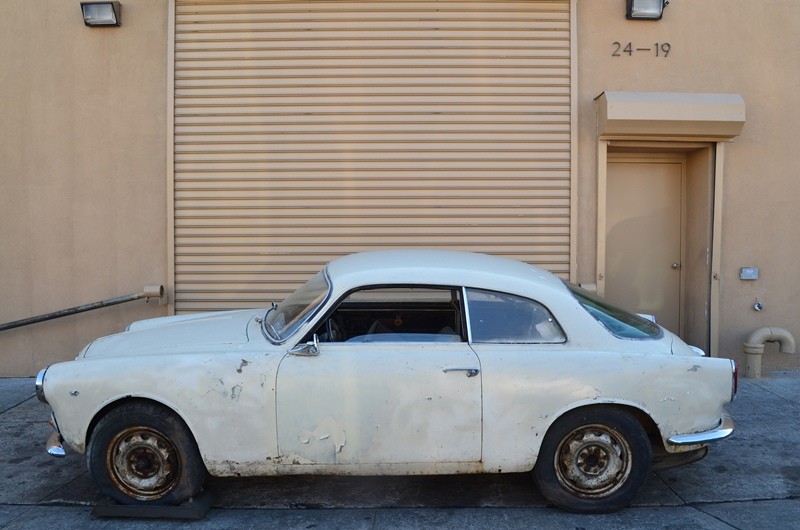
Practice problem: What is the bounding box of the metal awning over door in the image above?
[173,0,572,312]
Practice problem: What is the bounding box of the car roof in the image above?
[324,249,568,298]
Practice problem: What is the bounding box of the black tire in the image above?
[87,401,207,505]
[533,407,652,513]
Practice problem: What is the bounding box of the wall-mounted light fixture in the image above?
[81,2,121,27]
[626,0,668,20]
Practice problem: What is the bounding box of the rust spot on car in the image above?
[236,359,250,373]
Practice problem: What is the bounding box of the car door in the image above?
[275,286,482,467]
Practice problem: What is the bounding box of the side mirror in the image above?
[289,334,320,357]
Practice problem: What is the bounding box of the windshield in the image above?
[565,282,662,340]
[263,271,330,343]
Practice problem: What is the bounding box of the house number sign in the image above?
[612,42,671,57]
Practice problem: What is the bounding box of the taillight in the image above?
[731,360,738,402]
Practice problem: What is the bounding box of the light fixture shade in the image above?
[81,2,121,27]
[626,0,667,20]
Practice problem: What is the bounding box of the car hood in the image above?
[79,309,263,359]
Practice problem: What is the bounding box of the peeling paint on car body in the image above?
[236,359,250,373]
[38,250,735,483]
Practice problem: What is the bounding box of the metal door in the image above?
[605,159,683,333]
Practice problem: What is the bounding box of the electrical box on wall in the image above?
[740,267,760,281]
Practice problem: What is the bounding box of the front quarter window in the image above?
[566,282,662,340]
[264,271,330,342]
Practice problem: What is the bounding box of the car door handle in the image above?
[442,368,480,378]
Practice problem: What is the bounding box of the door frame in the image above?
[596,140,723,356]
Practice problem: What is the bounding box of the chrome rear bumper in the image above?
[667,411,735,446]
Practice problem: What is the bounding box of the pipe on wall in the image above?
[743,326,797,378]
[0,285,165,333]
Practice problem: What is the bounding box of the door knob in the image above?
[671,263,681,270]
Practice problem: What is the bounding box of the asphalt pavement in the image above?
[2,372,800,529]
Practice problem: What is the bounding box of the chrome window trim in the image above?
[461,286,474,344]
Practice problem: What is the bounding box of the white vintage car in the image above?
[36,250,736,513]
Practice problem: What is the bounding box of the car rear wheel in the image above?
[533,407,652,513]
[87,401,207,505]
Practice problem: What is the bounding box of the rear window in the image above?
[566,283,662,340]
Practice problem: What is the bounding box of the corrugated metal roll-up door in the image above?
[174,0,572,313]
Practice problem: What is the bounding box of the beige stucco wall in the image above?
[0,1,169,375]
[576,0,800,371]
[1,0,799,376]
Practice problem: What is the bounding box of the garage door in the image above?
[174,0,572,312]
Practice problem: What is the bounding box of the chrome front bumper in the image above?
[46,429,65,457]
[37,367,65,457]
[667,411,735,446]
[35,367,48,404]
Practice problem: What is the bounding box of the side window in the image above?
[314,286,464,343]
[466,289,565,344]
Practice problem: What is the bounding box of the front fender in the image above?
[42,352,282,475]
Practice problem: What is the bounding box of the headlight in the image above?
[35,367,48,404]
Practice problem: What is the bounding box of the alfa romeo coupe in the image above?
[36,250,736,513]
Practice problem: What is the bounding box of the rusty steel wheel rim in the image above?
[554,424,632,498]
[106,426,180,501]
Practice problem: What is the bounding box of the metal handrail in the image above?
[0,285,164,333]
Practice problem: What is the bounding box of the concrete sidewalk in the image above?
[2,373,800,529]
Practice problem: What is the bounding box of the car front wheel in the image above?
[533,407,652,513]
[87,401,207,505]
